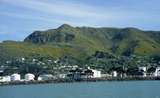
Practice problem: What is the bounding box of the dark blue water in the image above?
[0,81,160,98]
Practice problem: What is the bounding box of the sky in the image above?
[0,0,160,41]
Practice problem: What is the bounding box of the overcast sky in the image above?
[0,0,160,41]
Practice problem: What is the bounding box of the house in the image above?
[112,71,118,77]
[21,57,25,61]
[68,67,102,80]
[91,69,101,78]
[25,73,35,81]
[87,67,101,78]
[58,74,66,79]
[38,74,55,81]
[67,68,83,80]
[84,69,94,78]
[139,67,147,72]
[139,66,147,77]
[32,59,37,62]
[0,76,11,82]
[154,67,160,77]
[11,73,21,81]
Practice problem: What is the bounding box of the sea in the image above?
[0,81,160,98]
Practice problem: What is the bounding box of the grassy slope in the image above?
[0,25,160,61]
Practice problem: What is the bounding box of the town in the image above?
[0,56,160,85]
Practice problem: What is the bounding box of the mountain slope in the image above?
[0,24,160,62]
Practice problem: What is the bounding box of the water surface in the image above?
[0,81,160,98]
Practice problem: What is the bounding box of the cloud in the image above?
[1,0,160,30]
[0,11,96,28]
[0,11,63,23]
[1,0,121,27]
[1,0,148,27]
[2,0,156,22]
[1,0,111,19]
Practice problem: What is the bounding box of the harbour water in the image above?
[0,81,160,98]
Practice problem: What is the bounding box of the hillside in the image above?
[0,24,160,62]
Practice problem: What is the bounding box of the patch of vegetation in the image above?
[0,24,160,74]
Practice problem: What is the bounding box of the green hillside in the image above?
[0,24,160,62]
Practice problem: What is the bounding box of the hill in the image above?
[0,24,160,62]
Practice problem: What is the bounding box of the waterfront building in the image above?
[154,67,160,77]
[101,73,112,77]
[68,67,102,80]
[58,74,66,79]
[87,67,101,78]
[0,76,11,82]
[11,73,21,81]
[139,66,147,77]
[72,69,82,80]
[67,68,83,80]
[33,58,38,62]
[112,71,118,77]
[25,73,35,81]
[3,76,11,82]
[139,67,147,72]
[21,57,25,61]
[91,69,101,78]
[84,69,94,78]
[38,74,55,81]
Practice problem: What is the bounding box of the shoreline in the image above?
[0,77,160,86]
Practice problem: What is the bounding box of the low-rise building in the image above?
[38,74,55,81]
[139,66,147,77]
[0,76,11,82]
[87,67,101,78]
[112,71,118,77]
[11,73,21,81]
[3,76,11,82]
[25,73,35,81]
[139,66,147,72]
[68,67,102,80]
[84,69,94,78]
[21,57,25,61]
[58,74,66,79]
[91,69,101,78]
[67,68,83,80]
[154,67,160,77]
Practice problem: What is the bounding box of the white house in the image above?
[58,74,66,79]
[87,67,101,78]
[154,67,160,77]
[11,73,21,81]
[112,71,118,77]
[38,74,55,81]
[21,58,25,61]
[25,73,35,81]
[3,76,11,82]
[0,76,11,82]
[139,66,147,77]
[91,69,101,78]
[139,66,147,72]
